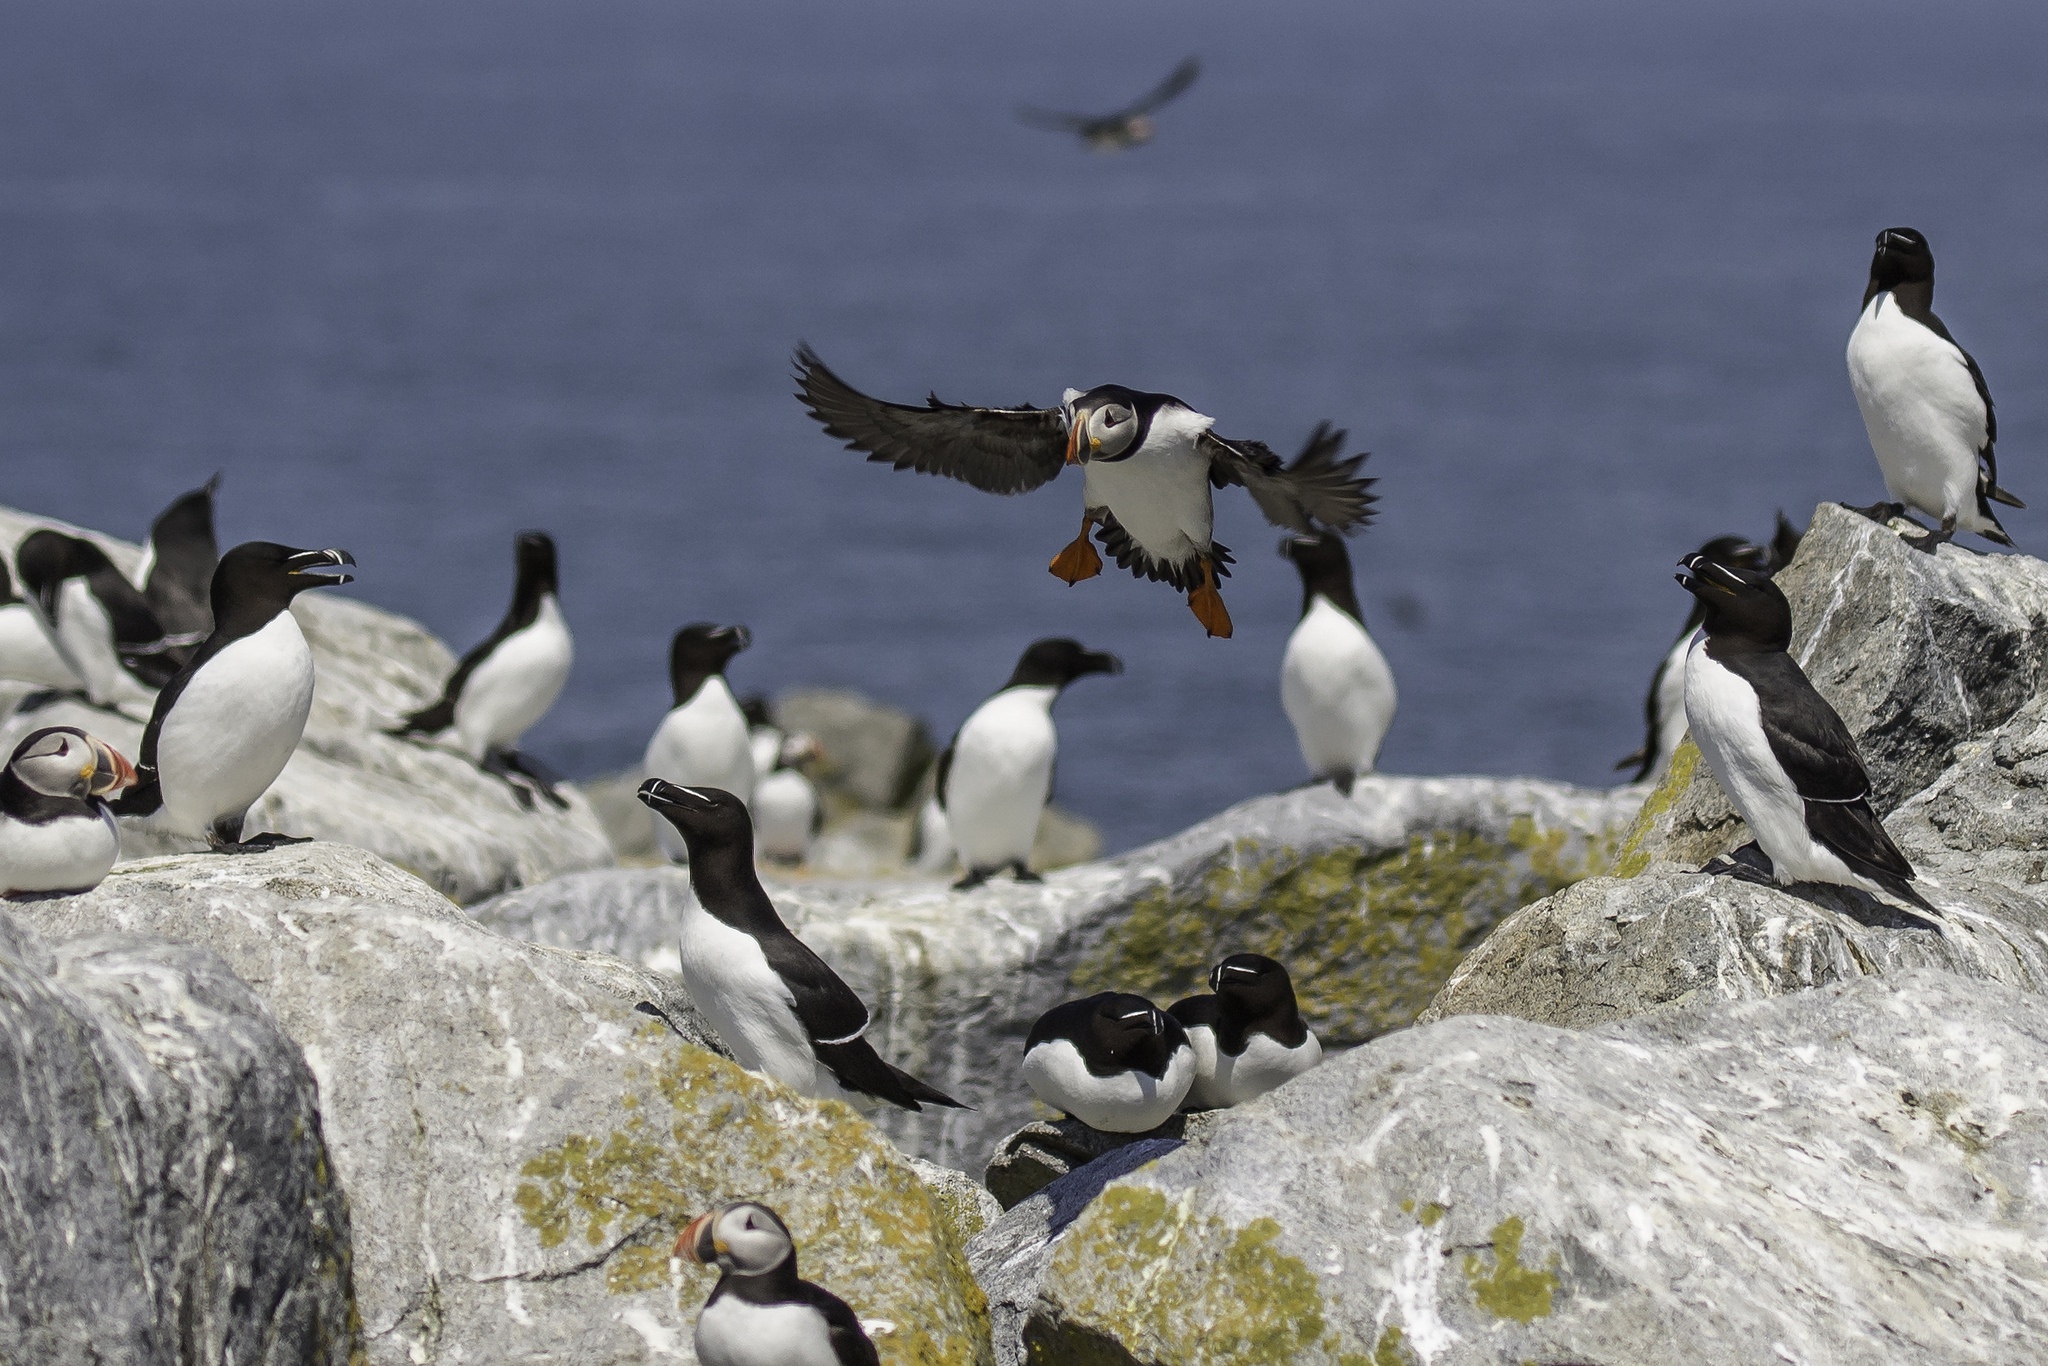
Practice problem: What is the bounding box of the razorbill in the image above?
[135,475,222,642]
[644,624,755,862]
[796,347,1376,637]
[0,552,85,692]
[1615,535,1770,783]
[935,638,1119,890]
[1846,226,2023,549]
[1676,552,1927,906]
[114,542,355,850]
[1167,954,1323,1110]
[0,726,136,897]
[1279,531,1396,794]
[1017,55,1200,152]
[391,531,572,807]
[637,780,965,1111]
[676,1202,879,1366]
[1022,992,1193,1132]
[14,529,187,715]
[754,732,823,866]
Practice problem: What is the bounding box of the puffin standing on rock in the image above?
[795,346,1376,637]
[644,624,755,861]
[638,780,965,1111]
[1022,992,1193,1132]
[1279,531,1396,794]
[1168,954,1323,1110]
[0,726,136,897]
[676,1201,879,1366]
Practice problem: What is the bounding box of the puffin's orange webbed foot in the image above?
[1048,522,1102,585]
[1187,559,1233,638]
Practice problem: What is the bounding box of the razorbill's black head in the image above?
[1676,552,1928,908]
[637,780,966,1111]
[1168,954,1323,1110]
[676,1201,879,1366]
[1616,535,1769,782]
[1278,530,1396,795]
[1280,531,1363,623]
[1005,637,1123,689]
[2,725,137,897]
[1865,226,1934,302]
[1022,991,1193,1132]
[140,475,222,641]
[670,623,751,706]
[15,528,186,710]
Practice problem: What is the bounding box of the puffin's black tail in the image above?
[814,1039,970,1112]
[389,696,456,738]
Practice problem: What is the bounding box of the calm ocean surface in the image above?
[4,0,2045,851]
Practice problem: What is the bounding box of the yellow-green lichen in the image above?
[1462,1217,1558,1323]
[1373,1324,1419,1366]
[1608,741,1702,877]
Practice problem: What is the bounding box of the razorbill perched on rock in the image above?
[1017,55,1200,153]
[1279,531,1396,794]
[1846,226,2023,550]
[0,726,135,897]
[1677,552,1927,907]
[391,531,572,807]
[1168,954,1322,1110]
[0,553,85,692]
[1616,535,1771,783]
[135,475,222,642]
[644,624,755,861]
[638,780,965,1111]
[754,732,823,866]
[935,638,1119,890]
[114,542,355,850]
[14,529,189,716]
[676,1202,879,1366]
[1023,992,1192,1132]
[795,347,1376,637]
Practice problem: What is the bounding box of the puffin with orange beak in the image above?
[795,346,1377,638]
[1,726,136,896]
[675,1201,879,1366]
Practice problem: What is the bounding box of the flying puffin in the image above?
[0,552,85,692]
[14,529,190,715]
[1278,531,1396,794]
[935,638,1120,890]
[135,475,222,642]
[0,726,136,897]
[676,1202,879,1366]
[1022,991,1193,1133]
[1677,552,1928,907]
[1167,954,1323,1110]
[114,542,355,849]
[754,732,824,866]
[391,531,573,807]
[1017,55,1201,153]
[794,347,1376,638]
[1846,226,2023,550]
[644,624,755,862]
[638,780,965,1112]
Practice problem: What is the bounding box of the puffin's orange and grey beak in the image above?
[675,1211,719,1265]
[86,738,137,797]
[1065,410,1090,465]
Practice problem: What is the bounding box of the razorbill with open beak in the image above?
[1279,531,1396,794]
[113,542,355,850]
[638,780,965,1111]
[14,529,189,715]
[1846,226,2023,550]
[0,553,85,692]
[1016,55,1200,153]
[754,732,824,866]
[134,475,222,642]
[1,726,136,897]
[1615,535,1770,784]
[1677,552,1928,907]
[795,347,1376,638]
[644,624,755,862]
[1022,992,1193,1133]
[676,1202,879,1366]
[391,531,572,808]
[935,638,1119,890]
[1167,954,1322,1110]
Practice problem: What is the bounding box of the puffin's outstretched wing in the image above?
[1203,423,1377,535]
[794,346,1069,496]
[1109,55,1200,121]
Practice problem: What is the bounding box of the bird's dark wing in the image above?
[1203,423,1377,535]
[143,475,220,639]
[1728,654,1871,804]
[1112,56,1200,120]
[933,738,956,811]
[1016,105,1093,133]
[793,1283,881,1366]
[1918,310,2020,505]
[812,1037,968,1111]
[757,931,871,1046]
[794,346,1068,496]
[1803,797,1917,883]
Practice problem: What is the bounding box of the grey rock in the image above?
[774,687,935,811]
[1024,969,2048,1365]
[1890,686,2048,893]
[0,911,356,1364]
[906,1157,1004,1248]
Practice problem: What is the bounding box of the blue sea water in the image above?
[3,0,2044,852]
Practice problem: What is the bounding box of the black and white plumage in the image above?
[754,733,824,866]
[1022,992,1193,1133]
[637,780,965,1111]
[935,638,1119,890]
[135,476,222,643]
[1278,532,1396,795]
[114,542,355,849]
[739,693,784,785]
[1846,226,2023,550]
[677,1202,878,1366]
[1676,553,1927,906]
[14,530,188,715]
[391,531,572,808]
[1017,55,1200,152]
[795,347,1376,638]
[0,726,135,897]
[644,624,754,863]
[1167,954,1322,1110]
[0,552,85,691]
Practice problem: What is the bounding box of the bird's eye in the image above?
[1102,407,1131,427]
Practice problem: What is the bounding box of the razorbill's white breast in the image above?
[754,733,823,866]
[0,726,136,896]
[936,637,1119,890]
[1278,531,1396,794]
[14,529,188,716]
[0,553,85,691]
[1022,991,1193,1132]
[638,780,965,1112]
[676,1202,879,1366]
[643,624,754,862]
[1167,954,1322,1110]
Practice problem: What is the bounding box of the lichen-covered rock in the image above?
[12,843,991,1366]
[475,776,1641,1167]
[1021,970,2048,1365]
[0,505,614,903]
[908,1157,1004,1248]
[0,911,357,1363]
